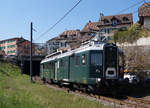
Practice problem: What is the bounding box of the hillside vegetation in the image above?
[114,23,149,44]
[0,62,110,108]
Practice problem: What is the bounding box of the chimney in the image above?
[99,13,104,21]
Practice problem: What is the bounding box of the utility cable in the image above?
[117,0,144,14]
[34,0,83,41]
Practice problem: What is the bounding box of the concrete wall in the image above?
[136,36,150,46]
[117,35,150,46]
[117,34,150,70]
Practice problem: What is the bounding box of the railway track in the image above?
[34,76,150,108]
[124,96,150,108]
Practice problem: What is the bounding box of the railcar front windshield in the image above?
[91,53,102,66]
[90,52,103,77]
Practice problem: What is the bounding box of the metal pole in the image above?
[30,22,33,83]
[21,54,23,74]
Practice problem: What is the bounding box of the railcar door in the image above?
[104,45,118,79]
[68,56,70,80]
[54,61,59,80]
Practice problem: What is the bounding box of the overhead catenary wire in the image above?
[144,0,150,3]
[132,10,138,14]
[98,1,144,42]
[34,0,83,41]
[117,0,144,14]
[35,0,144,42]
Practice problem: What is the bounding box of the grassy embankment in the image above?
[0,62,110,108]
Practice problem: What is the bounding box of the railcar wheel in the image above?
[124,78,129,83]
[42,78,46,84]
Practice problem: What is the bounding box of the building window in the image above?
[76,56,80,65]
[24,44,28,49]
[60,42,66,47]
[100,29,105,33]
[107,29,110,34]
[120,27,127,31]
[7,45,16,48]
[112,20,118,26]
[88,33,91,35]
[61,35,67,39]
[123,17,129,22]
[104,19,109,24]
[91,33,96,37]
[105,29,107,33]
[0,46,6,50]
[8,50,16,54]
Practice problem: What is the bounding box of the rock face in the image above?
[120,45,150,70]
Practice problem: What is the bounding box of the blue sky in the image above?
[0,0,145,43]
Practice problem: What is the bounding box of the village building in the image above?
[80,21,99,42]
[138,2,150,31]
[46,13,133,55]
[46,30,80,54]
[97,13,133,40]
[0,37,33,56]
[33,43,47,56]
[0,37,25,56]
[17,39,31,56]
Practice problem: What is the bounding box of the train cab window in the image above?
[91,53,102,66]
[76,56,80,65]
[82,54,86,65]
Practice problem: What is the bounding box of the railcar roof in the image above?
[41,41,108,64]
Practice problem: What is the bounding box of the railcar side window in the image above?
[82,54,86,65]
[91,53,102,66]
[57,61,60,68]
[76,56,80,65]
[43,64,45,69]
[49,62,52,68]
[60,59,63,67]
[46,63,48,69]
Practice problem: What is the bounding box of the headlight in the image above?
[96,78,101,82]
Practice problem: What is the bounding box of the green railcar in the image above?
[40,41,123,92]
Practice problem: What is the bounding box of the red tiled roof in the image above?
[0,37,25,43]
[138,3,150,17]
[81,22,99,32]
[98,13,133,26]
[47,30,80,42]
[59,30,80,37]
